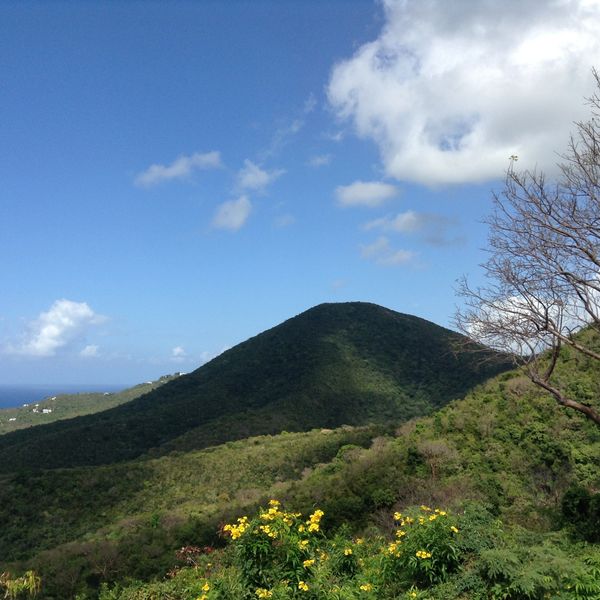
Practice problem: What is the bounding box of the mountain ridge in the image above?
[0,302,511,471]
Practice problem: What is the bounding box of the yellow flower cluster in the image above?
[258,524,277,539]
[298,581,309,591]
[415,550,432,559]
[298,539,309,550]
[303,559,315,568]
[306,509,324,532]
[259,500,301,526]
[387,541,402,557]
[223,516,249,539]
[344,548,353,556]
[255,588,273,598]
[359,583,373,591]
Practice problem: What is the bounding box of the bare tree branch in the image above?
[455,69,600,426]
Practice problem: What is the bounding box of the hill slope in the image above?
[0,374,181,435]
[1,334,599,599]
[0,302,510,471]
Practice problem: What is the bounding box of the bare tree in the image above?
[456,69,600,426]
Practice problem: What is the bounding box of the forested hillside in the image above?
[1,327,600,598]
[0,303,509,472]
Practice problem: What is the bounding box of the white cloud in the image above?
[237,160,284,192]
[365,210,421,233]
[360,236,415,266]
[212,195,252,231]
[135,151,222,187]
[171,346,187,362]
[307,154,332,168]
[80,344,99,358]
[8,299,105,357]
[328,0,600,185]
[336,180,398,207]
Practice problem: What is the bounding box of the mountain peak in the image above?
[0,302,510,471]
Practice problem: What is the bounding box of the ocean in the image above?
[0,384,128,409]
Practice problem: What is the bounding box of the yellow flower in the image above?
[268,499,280,507]
[415,550,432,559]
[202,582,210,592]
[393,511,402,521]
[355,537,364,545]
[303,559,315,568]
[420,505,431,512]
[258,524,277,538]
[450,525,459,533]
[359,583,373,592]
[298,539,309,549]
[344,548,353,555]
[255,588,273,598]
[298,581,309,592]
[429,514,438,521]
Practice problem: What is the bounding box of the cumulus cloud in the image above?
[8,299,105,357]
[328,0,600,185]
[335,180,398,207]
[134,151,222,187]
[360,236,415,266]
[80,344,99,358]
[212,195,252,231]
[307,154,332,168]
[237,160,284,192]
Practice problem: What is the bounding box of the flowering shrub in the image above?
[216,501,464,598]
[380,506,462,587]
[222,500,326,593]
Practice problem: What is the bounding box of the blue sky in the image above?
[1,0,599,384]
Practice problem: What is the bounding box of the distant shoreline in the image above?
[0,384,130,410]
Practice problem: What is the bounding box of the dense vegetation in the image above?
[98,501,600,600]
[0,375,180,435]
[2,304,600,598]
[0,303,509,471]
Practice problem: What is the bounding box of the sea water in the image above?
[0,384,127,409]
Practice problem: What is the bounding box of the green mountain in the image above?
[1,329,599,599]
[0,302,509,472]
[0,374,181,435]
